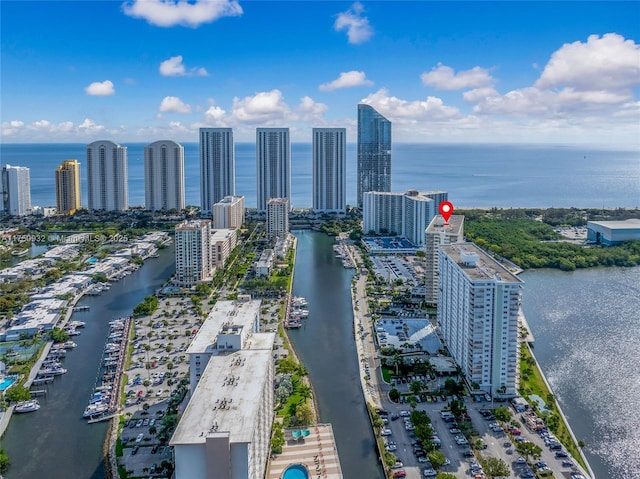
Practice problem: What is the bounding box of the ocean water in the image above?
[1,142,639,209]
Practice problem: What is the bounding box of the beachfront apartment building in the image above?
[357,104,391,208]
[438,243,522,397]
[363,190,448,246]
[86,140,128,212]
[55,159,81,215]
[144,140,185,211]
[256,128,290,212]
[200,128,235,214]
[425,214,465,305]
[175,298,275,479]
[213,195,245,229]
[185,299,261,391]
[174,219,213,287]
[312,128,346,213]
[1,164,31,216]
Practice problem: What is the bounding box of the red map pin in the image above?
[439,201,454,225]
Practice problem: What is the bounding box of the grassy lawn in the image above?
[381,367,393,383]
[519,345,586,470]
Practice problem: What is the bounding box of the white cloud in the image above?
[536,33,640,91]
[122,0,242,28]
[77,118,107,134]
[319,71,373,91]
[159,55,208,77]
[421,64,494,90]
[159,96,192,113]
[231,89,293,124]
[334,2,373,44]
[463,88,500,103]
[296,96,329,122]
[360,88,461,121]
[85,80,115,96]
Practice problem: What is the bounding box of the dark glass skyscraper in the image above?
[357,104,391,208]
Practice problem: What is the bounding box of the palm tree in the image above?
[298,384,311,402]
[392,352,402,375]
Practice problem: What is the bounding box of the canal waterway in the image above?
[521,266,640,479]
[0,243,175,479]
[288,231,384,479]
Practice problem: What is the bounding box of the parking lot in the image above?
[377,388,588,479]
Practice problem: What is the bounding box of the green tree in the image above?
[50,327,69,343]
[515,441,542,462]
[494,406,513,423]
[271,424,285,454]
[0,449,9,473]
[383,451,397,467]
[298,384,311,401]
[5,385,31,402]
[428,451,447,470]
[410,380,423,396]
[295,403,314,426]
[389,388,400,403]
[479,457,511,479]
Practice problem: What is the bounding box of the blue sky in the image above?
[1,1,639,145]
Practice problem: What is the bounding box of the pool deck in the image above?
[266,424,343,479]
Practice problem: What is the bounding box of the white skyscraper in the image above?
[362,190,447,245]
[1,164,31,216]
[200,128,235,214]
[144,140,185,211]
[213,195,245,229]
[256,128,290,212]
[174,219,213,287]
[86,140,128,211]
[425,214,465,305]
[438,243,522,397]
[312,128,346,213]
[266,197,289,239]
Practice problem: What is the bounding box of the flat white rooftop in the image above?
[186,300,261,354]
[440,243,522,283]
[171,347,272,445]
[426,214,464,235]
[588,219,640,230]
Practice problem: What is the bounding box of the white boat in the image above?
[14,399,40,413]
[63,341,77,349]
[69,320,86,328]
[83,402,110,418]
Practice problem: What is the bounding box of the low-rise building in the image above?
[255,249,274,278]
[587,219,640,245]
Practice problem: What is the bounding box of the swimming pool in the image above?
[282,464,309,479]
[0,376,17,391]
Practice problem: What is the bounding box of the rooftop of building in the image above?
[426,214,465,235]
[210,229,236,241]
[440,242,522,283]
[186,300,261,354]
[175,219,211,230]
[215,195,245,204]
[267,197,289,205]
[587,218,640,229]
[170,347,273,445]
